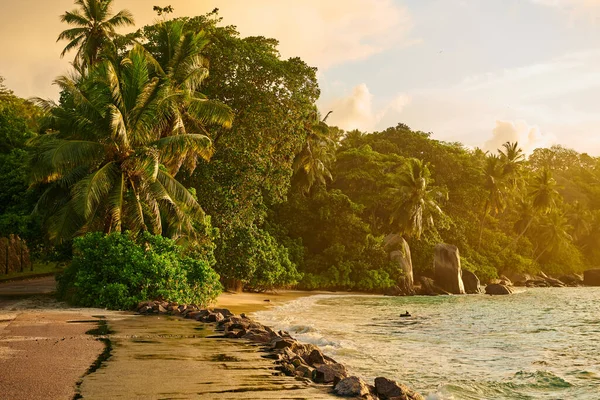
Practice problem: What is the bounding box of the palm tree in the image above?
[498,141,525,188]
[566,201,591,242]
[533,210,573,263]
[389,159,445,240]
[143,19,235,175]
[498,168,560,255]
[478,154,507,248]
[57,0,134,69]
[31,46,223,242]
[529,168,560,213]
[292,109,336,194]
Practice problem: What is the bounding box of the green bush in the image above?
[57,231,222,310]
[215,226,302,290]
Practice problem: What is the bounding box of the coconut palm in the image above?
[478,154,507,248]
[57,0,134,69]
[533,210,573,262]
[389,159,445,240]
[31,46,221,242]
[292,109,336,194]
[498,168,561,255]
[498,141,525,188]
[529,168,560,213]
[144,20,234,175]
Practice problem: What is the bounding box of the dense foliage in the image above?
[57,231,222,309]
[1,2,599,299]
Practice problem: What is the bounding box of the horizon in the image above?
[1,0,599,154]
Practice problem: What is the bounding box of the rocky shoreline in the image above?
[137,300,423,400]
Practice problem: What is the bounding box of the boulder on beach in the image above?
[583,269,600,286]
[384,234,415,295]
[433,244,465,294]
[559,274,583,286]
[334,376,372,398]
[462,270,482,294]
[314,363,348,384]
[485,283,513,295]
[374,377,424,400]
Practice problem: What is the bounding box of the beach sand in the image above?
[0,277,332,399]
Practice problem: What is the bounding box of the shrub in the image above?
[57,231,222,310]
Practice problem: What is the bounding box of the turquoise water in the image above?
[254,288,600,399]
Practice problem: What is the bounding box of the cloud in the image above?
[483,120,556,155]
[323,84,411,131]
[531,0,600,21]
[213,0,414,70]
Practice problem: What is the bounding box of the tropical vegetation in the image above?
[1,1,599,308]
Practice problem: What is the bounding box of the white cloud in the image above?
[531,0,600,22]
[211,0,414,70]
[323,84,411,131]
[483,120,556,155]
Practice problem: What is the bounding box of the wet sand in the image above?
[79,314,337,399]
[0,278,336,399]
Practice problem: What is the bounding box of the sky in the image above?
[1,0,599,154]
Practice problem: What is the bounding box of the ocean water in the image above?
[254,288,600,399]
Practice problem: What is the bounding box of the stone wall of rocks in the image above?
[137,301,424,400]
[0,235,32,275]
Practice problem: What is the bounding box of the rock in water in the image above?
[559,274,583,286]
[583,269,600,286]
[433,244,466,294]
[384,234,415,295]
[462,269,482,294]
[334,376,372,398]
[485,283,513,295]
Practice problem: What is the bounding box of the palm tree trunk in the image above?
[477,202,489,250]
[498,217,533,256]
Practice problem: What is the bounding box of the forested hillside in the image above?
[1,4,598,303]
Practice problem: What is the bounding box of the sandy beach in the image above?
[0,277,332,399]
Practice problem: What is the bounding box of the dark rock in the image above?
[583,269,600,286]
[462,270,482,294]
[303,348,326,366]
[273,338,297,350]
[374,377,424,400]
[314,363,348,383]
[206,312,225,323]
[433,244,466,294]
[138,305,151,314]
[242,329,272,343]
[295,364,314,378]
[559,274,583,286]
[525,279,548,287]
[211,308,233,318]
[335,376,371,398]
[418,277,451,296]
[485,283,513,295]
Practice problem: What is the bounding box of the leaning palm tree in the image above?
[498,168,561,255]
[389,159,445,240]
[533,210,573,263]
[292,109,336,195]
[57,0,134,69]
[31,45,220,243]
